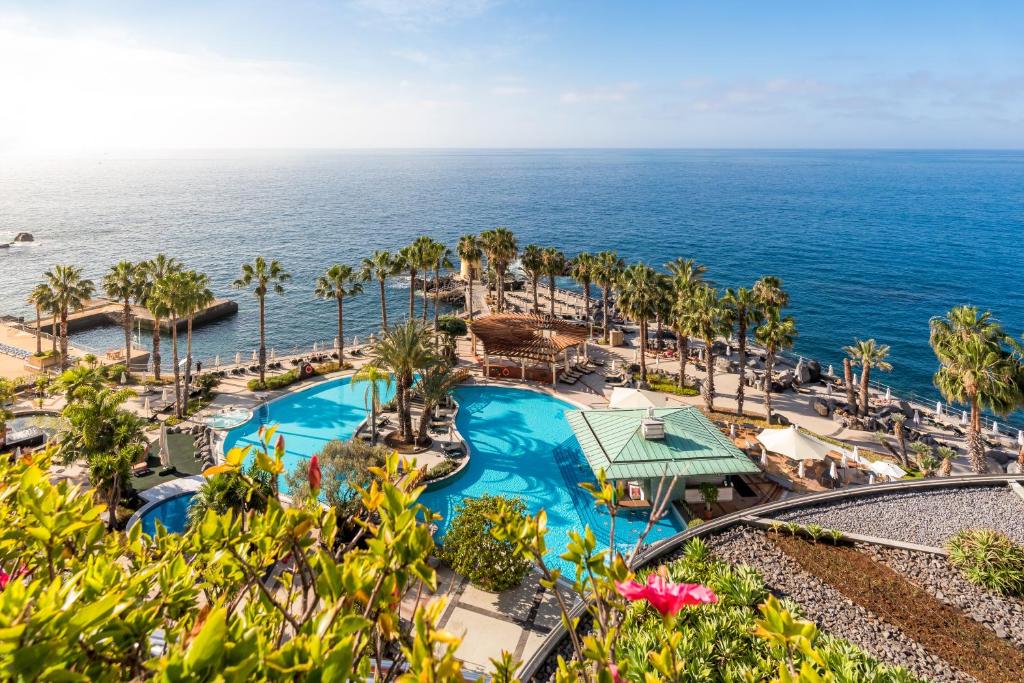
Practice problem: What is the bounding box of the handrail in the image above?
[516,473,1024,681]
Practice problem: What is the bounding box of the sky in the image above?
[1,1,1023,154]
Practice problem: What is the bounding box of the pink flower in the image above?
[0,570,9,591]
[615,573,717,616]
[608,663,622,683]
[308,455,322,495]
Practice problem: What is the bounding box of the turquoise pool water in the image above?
[139,492,196,535]
[420,385,683,572]
[222,376,397,489]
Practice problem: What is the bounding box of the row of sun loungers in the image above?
[0,342,30,359]
[558,359,602,385]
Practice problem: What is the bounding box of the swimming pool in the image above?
[420,385,683,572]
[222,375,397,489]
[138,492,197,535]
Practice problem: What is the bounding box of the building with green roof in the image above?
[566,406,760,504]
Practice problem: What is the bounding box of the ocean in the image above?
[1,149,1022,411]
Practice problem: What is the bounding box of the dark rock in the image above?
[812,398,830,417]
[806,360,822,382]
[13,232,33,242]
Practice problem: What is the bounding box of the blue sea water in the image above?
[1,149,1022,408]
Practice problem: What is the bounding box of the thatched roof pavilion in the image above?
[469,313,588,385]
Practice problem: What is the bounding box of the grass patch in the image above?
[646,376,699,397]
[772,534,1024,683]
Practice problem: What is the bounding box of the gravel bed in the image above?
[706,526,975,683]
[776,486,1024,547]
[866,545,1024,649]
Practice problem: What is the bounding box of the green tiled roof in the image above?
[566,407,760,480]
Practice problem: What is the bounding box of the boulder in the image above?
[811,397,830,417]
[1008,461,1023,474]
[806,360,822,382]
[988,449,1013,466]
[795,363,812,384]
[714,356,733,372]
[13,232,33,242]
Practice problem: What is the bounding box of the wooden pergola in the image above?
[469,313,589,386]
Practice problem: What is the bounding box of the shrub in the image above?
[193,373,220,397]
[425,459,459,481]
[947,529,1024,596]
[438,494,532,592]
[284,439,389,517]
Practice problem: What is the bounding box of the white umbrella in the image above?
[853,372,859,387]
[829,461,838,480]
[936,401,943,417]
[852,445,860,462]
[1017,430,1023,447]
[655,354,661,368]
[215,355,221,368]
[235,352,242,365]
[368,333,376,344]
[826,384,833,396]
[885,387,891,401]
[120,372,127,385]
[826,363,834,376]
[759,444,768,466]
[158,423,170,468]
[312,341,318,352]
[992,422,999,435]
[868,472,876,485]
[913,410,921,425]
[609,387,666,409]
[961,410,968,425]
[251,350,258,362]
[352,336,359,347]
[611,359,619,373]
[143,397,151,414]
[729,423,737,438]
[840,451,848,468]
[757,425,834,462]
[797,460,806,478]
[14,447,22,459]
[270,348,276,361]
[161,386,169,402]
[726,345,732,357]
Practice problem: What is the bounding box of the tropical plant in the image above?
[908,441,936,476]
[679,284,729,412]
[843,356,857,415]
[315,264,364,364]
[752,274,790,313]
[755,310,797,425]
[616,263,662,384]
[593,250,625,343]
[360,249,399,331]
[53,364,105,401]
[666,258,707,388]
[232,256,291,388]
[723,287,761,416]
[429,242,453,339]
[180,270,214,393]
[0,379,13,436]
[140,253,181,381]
[541,247,567,318]
[153,271,189,417]
[368,320,435,444]
[351,363,394,444]
[284,439,389,518]
[890,413,910,469]
[843,339,893,417]
[947,529,1024,596]
[570,252,597,335]
[456,234,482,321]
[186,471,248,528]
[930,306,1022,473]
[102,260,145,376]
[27,282,55,356]
[520,244,545,314]
[438,494,532,592]
[651,273,672,354]
[57,385,144,528]
[697,482,719,515]
[42,265,96,369]
[437,315,468,363]
[413,363,460,442]
[936,445,956,476]
[479,227,517,313]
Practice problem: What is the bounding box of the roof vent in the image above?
[641,407,665,440]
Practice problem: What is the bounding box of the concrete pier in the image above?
[36,298,238,334]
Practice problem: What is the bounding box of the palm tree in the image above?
[723,287,761,417]
[753,275,790,313]
[666,258,707,387]
[930,306,1021,474]
[593,251,624,344]
[368,320,435,444]
[890,413,910,469]
[456,235,482,321]
[232,256,290,388]
[360,250,399,332]
[843,339,893,417]
[652,274,673,354]
[936,445,956,477]
[909,441,937,476]
[569,252,596,336]
[351,364,394,445]
[754,310,797,425]
[53,364,105,401]
[180,270,213,393]
[154,271,189,417]
[541,247,567,318]
[416,237,438,324]
[186,473,247,528]
[102,260,145,376]
[315,264,364,364]
[680,285,730,413]
[479,227,517,312]
[843,357,857,415]
[27,283,55,356]
[141,254,181,381]
[413,364,461,443]
[615,263,661,384]
[430,243,453,339]
[520,244,545,314]
[43,265,96,369]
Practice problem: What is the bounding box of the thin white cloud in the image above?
[560,83,639,105]
[350,0,499,29]
[491,85,529,96]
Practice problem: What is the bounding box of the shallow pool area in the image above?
[420,385,683,572]
[139,492,196,535]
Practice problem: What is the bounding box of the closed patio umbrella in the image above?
[143,397,151,414]
[215,355,220,367]
[158,423,171,468]
[235,352,242,365]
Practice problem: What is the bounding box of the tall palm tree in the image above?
[680,285,729,413]
[154,271,189,417]
[890,413,910,469]
[351,364,394,445]
[368,320,435,444]
[723,287,761,417]
[27,283,55,356]
[666,258,707,388]
[615,263,661,384]
[754,310,797,425]
[360,250,399,332]
[232,257,290,388]
[416,237,438,324]
[753,275,789,313]
[430,243,453,339]
[930,306,1021,473]
[180,270,214,392]
[456,234,482,321]
[520,244,545,314]
[843,339,893,417]
[141,254,181,381]
[541,247,567,318]
[413,364,460,443]
[479,227,517,312]
[315,264,364,364]
[569,252,596,336]
[43,265,96,369]
[652,274,672,354]
[843,357,857,415]
[593,251,624,344]
[102,260,145,375]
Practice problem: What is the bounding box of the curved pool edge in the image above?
[127,489,199,532]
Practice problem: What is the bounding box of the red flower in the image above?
[608,663,622,683]
[615,573,717,616]
[0,570,9,591]
[308,455,322,496]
